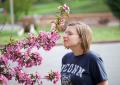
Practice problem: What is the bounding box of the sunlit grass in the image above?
[29,0,110,15]
[29,3,59,15]
[92,26,120,42]
[70,0,110,13]
[0,30,27,45]
[0,26,120,45]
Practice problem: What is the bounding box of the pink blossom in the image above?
[24,52,30,60]
[45,71,61,84]
[0,56,8,65]
[0,74,8,85]
[63,4,70,13]
[52,71,61,84]
[33,72,41,79]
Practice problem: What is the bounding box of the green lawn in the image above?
[68,0,110,13]
[29,3,60,15]
[0,26,120,45]
[0,30,27,45]
[92,26,120,42]
[29,0,110,15]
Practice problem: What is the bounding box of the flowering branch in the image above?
[45,70,61,84]
[51,4,70,32]
[0,4,70,85]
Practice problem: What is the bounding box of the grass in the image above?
[68,0,110,13]
[28,0,110,16]
[29,3,60,15]
[0,30,27,45]
[92,26,120,42]
[0,26,120,45]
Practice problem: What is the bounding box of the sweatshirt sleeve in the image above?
[90,56,108,84]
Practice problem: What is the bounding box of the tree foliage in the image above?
[0,0,36,21]
[106,0,120,20]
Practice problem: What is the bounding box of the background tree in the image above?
[106,0,120,21]
[0,0,36,21]
[0,0,6,3]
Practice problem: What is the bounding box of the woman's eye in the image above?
[65,32,73,35]
[67,33,72,35]
[68,33,73,35]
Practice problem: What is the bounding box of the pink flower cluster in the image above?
[0,31,60,85]
[58,4,70,14]
[37,32,60,50]
[45,71,61,84]
[0,74,8,85]
[14,67,42,85]
[0,4,70,85]
[51,4,70,32]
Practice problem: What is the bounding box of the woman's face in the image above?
[63,26,81,49]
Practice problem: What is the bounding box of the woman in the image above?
[61,21,108,85]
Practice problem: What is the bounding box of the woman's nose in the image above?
[63,34,68,41]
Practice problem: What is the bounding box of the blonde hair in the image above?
[67,21,92,53]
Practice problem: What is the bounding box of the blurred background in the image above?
[0,0,120,45]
